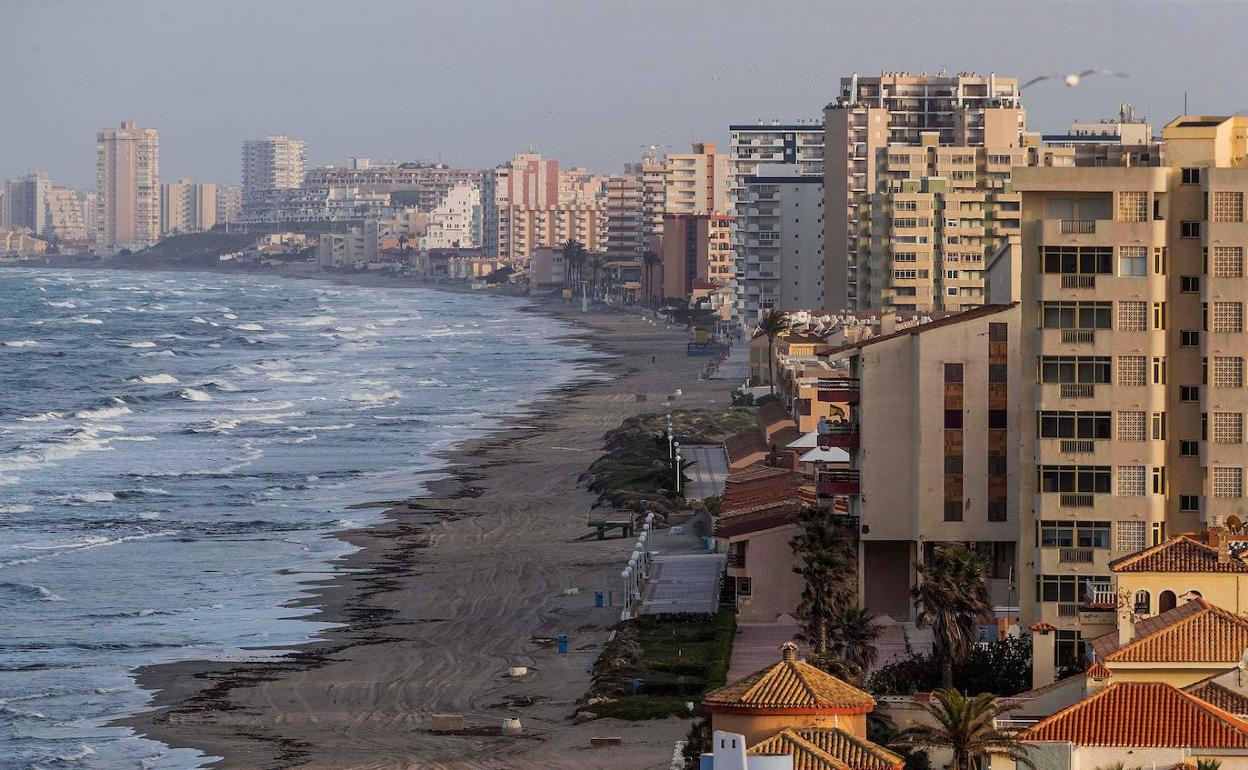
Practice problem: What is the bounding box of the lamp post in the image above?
[675,450,682,496]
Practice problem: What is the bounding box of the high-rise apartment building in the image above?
[729,122,825,325]
[241,135,305,208]
[739,165,825,311]
[96,121,160,251]
[1014,115,1248,685]
[160,178,217,234]
[605,154,666,255]
[419,183,481,249]
[215,186,241,227]
[45,186,87,243]
[659,213,734,318]
[824,72,1024,309]
[487,153,606,260]
[665,142,730,215]
[3,172,51,235]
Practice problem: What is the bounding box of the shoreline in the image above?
[90,269,729,769]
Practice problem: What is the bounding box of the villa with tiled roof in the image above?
[1185,670,1248,717]
[701,643,897,770]
[1087,599,1248,687]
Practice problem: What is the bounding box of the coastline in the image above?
[104,275,730,769]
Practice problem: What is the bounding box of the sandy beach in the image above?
[119,290,731,769]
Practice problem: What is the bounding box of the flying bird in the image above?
[1022,69,1129,90]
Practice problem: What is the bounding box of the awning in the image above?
[798,447,850,464]
[786,430,820,450]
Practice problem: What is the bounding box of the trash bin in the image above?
[557,634,568,654]
[594,591,605,608]
[631,677,645,694]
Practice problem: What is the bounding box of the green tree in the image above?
[891,689,1033,770]
[588,252,607,296]
[755,310,791,394]
[830,606,881,676]
[789,508,857,658]
[561,239,587,287]
[641,249,662,307]
[912,545,993,688]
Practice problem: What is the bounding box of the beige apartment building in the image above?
[160,178,217,234]
[96,121,160,251]
[658,213,733,311]
[506,205,605,259]
[1013,115,1248,684]
[822,304,1023,620]
[824,71,1025,309]
[605,155,667,255]
[665,142,730,215]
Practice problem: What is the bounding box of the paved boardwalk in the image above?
[639,553,725,615]
[682,443,728,501]
[728,622,804,680]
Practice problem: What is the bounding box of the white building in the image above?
[739,165,825,315]
[160,178,217,234]
[316,220,383,268]
[729,122,824,327]
[419,183,481,249]
[241,135,306,210]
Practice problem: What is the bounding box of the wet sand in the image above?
[120,294,732,769]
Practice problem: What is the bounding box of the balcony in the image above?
[1059,383,1095,399]
[1060,274,1097,290]
[1060,219,1097,234]
[1084,582,1116,608]
[815,377,860,404]
[1059,439,1096,454]
[816,422,860,449]
[1059,493,1096,508]
[817,469,860,497]
[1060,548,1095,564]
[1060,329,1096,345]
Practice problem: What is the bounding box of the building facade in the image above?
[418,182,481,249]
[160,178,217,234]
[241,135,306,210]
[739,164,825,313]
[659,213,733,315]
[665,141,730,215]
[3,172,50,235]
[96,121,160,251]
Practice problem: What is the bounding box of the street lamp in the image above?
[675,451,682,495]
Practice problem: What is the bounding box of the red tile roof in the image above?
[1100,600,1248,664]
[1111,535,1248,573]
[713,499,805,538]
[724,430,769,465]
[704,643,875,712]
[748,727,904,770]
[1024,681,1248,748]
[1085,660,1112,680]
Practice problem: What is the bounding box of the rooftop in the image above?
[748,727,904,770]
[1092,599,1248,664]
[1186,671,1248,716]
[703,642,875,713]
[1110,533,1248,574]
[1024,681,1248,748]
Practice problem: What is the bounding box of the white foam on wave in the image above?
[233,323,265,331]
[230,399,296,412]
[45,300,76,309]
[140,349,176,357]
[15,529,179,553]
[178,388,213,402]
[0,426,120,485]
[51,745,96,761]
[73,405,131,420]
[266,371,317,384]
[222,313,238,320]
[65,491,118,505]
[190,316,208,324]
[0,504,33,514]
[73,316,104,325]
[17,411,62,423]
[137,511,162,520]
[126,340,157,348]
[289,423,354,432]
[128,373,179,385]
[289,315,335,327]
[344,390,401,404]
[257,332,291,340]
[3,340,39,348]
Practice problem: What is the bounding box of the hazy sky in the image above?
[4,0,1247,190]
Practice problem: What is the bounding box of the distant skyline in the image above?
[5,0,1248,190]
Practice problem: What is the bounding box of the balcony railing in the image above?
[1061,219,1097,234]
[1060,493,1095,508]
[1085,582,1116,607]
[1059,439,1096,454]
[815,378,861,404]
[1059,384,1095,399]
[1060,274,1097,290]
[1058,602,1080,617]
[1060,329,1096,345]
[1060,548,1095,564]
[816,422,860,449]
[817,469,860,497]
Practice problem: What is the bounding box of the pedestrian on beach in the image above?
[651,355,656,364]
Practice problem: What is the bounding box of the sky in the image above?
[4,0,1248,190]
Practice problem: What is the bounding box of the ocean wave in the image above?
[45,299,77,308]
[289,315,335,327]
[3,339,39,348]
[178,388,213,402]
[0,582,65,601]
[73,405,131,420]
[222,313,238,319]
[61,491,118,505]
[202,380,238,391]
[17,411,63,422]
[0,698,51,720]
[229,399,296,412]
[125,340,157,348]
[190,316,208,324]
[128,373,179,384]
[73,316,104,325]
[47,744,96,762]
[257,332,291,341]
[15,529,178,553]
[344,390,401,404]
[140,349,176,357]
[233,323,265,332]
[289,423,354,432]
[265,371,316,384]
[0,504,33,514]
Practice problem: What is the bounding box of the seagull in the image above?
[1022,69,1129,90]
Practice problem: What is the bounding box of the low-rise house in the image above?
[724,430,769,472]
[700,643,903,769]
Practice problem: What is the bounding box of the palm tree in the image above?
[789,508,857,658]
[588,253,607,297]
[912,546,993,689]
[892,690,1032,770]
[561,239,587,287]
[830,606,881,676]
[755,310,791,394]
[641,249,662,308]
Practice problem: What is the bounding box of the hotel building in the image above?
[241,135,305,209]
[96,121,160,251]
[160,178,217,234]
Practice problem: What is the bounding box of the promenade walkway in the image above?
[681,443,728,501]
[638,553,725,615]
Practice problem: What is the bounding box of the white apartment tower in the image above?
[241,135,306,206]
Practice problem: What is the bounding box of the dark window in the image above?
[1181,275,1201,293]
[988,409,1008,430]
[1039,357,1112,384]
[1181,221,1202,239]
[1180,495,1201,512]
[944,363,964,382]
[1180,385,1200,402]
[1042,246,1113,275]
[988,322,1008,342]
[988,454,1008,475]
[945,410,964,429]
[1182,167,1201,185]
[944,455,964,474]
[1039,465,1112,494]
[944,500,963,521]
[1055,630,1083,671]
[988,363,1009,383]
[1038,411,1112,440]
[1181,440,1199,457]
[1181,330,1201,347]
[987,501,1007,522]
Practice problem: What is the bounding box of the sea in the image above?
[0,268,596,770]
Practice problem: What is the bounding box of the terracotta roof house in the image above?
[1088,599,1248,687]
[1186,670,1248,717]
[1004,681,1248,769]
[724,429,769,472]
[700,644,897,769]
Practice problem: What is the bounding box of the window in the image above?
[988,410,1008,430]
[1118,301,1148,331]
[1151,411,1167,440]
[1153,357,1167,385]
[1213,413,1244,444]
[1117,411,1147,441]
[1181,330,1201,347]
[1037,575,1103,603]
[1117,355,1148,387]
[736,576,752,596]
[1040,356,1111,384]
[1213,302,1244,334]
[1118,465,1147,496]
[944,410,963,429]
[1181,275,1201,293]
[1117,521,1147,552]
[1213,191,1244,223]
[1153,303,1167,330]
[1152,466,1167,495]
[1117,191,1147,222]
[1213,467,1245,498]
[893,269,917,280]
[1181,385,1201,402]
[1055,630,1083,671]
[1041,302,1112,329]
[894,251,917,262]
[1039,465,1112,493]
[1182,167,1202,185]
[1039,520,1111,548]
[1180,495,1201,513]
[1181,221,1202,239]
[1118,246,1148,276]
[1213,357,1245,388]
[1043,246,1113,275]
[1038,411,1111,439]
[1180,440,1200,457]
[1213,246,1244,278]
[945,363,964,382]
